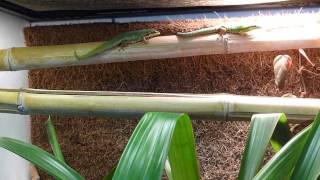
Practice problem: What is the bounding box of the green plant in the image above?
[0,112,199,180]
[0,136,84,180]
[46,116,65,162]
[1,112,320,180]
[239,112,320,180]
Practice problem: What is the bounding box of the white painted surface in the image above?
[0,11,30,180]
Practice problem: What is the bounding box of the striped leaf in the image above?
[112,112,199,180]
[46,116,65,162]
[238,113,290,180]
[291,112,320,179]
[0,137,84,180]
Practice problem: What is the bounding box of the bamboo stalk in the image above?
[0,88,319,122]
[0,35,226,71]
[2,22,320,71]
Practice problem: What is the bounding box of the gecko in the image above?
[176,25,260,37]
[74,29,160,60]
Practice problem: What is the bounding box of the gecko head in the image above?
[142,29,161,39]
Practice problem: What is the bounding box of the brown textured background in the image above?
[25,20,320,180]
[8,0,313,11]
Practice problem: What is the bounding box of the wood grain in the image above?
[6,0,315,11]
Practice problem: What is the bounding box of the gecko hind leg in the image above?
[143,36,148,42]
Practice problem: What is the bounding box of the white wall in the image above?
[0,12,30,180]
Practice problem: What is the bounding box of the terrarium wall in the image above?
[25,20,320,179]
[0,11,30,180]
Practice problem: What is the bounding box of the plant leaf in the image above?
[291,112,320,180]
[270,114,292,152]
[0,137,84,180]
[112,112,199,180]
[167,113,199,180]
[238,113,287,180]
[46,116,65,162]
[253,124,311,180]
[103,166,116,180]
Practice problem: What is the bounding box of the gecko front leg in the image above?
[118,40,130,51]
[216,26,227,41]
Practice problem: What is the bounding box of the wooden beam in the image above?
[6,0,314,11]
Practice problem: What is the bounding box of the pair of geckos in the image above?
[74,25,260,60]
[73,24,294,93]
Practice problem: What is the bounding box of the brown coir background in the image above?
[24,20,320,180]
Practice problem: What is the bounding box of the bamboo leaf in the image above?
[238,113,287,180]
[0,137,84,180]
[103,166,116,180]
[270,114,292,152]
[167,113,199,180]
[112,112,199,180]
[253,125,311,180]
[46,116,65,162]
[291,112,320,180]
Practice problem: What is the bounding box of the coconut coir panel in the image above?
[25,21,320,180]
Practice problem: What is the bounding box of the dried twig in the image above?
[298,52,307,97]
[300,68,320,77]
[298,48,315,67]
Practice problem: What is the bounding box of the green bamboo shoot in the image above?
[4,23,320,71]
[0,88,318,122]
[0,35,223,70]
[0,42,102,70]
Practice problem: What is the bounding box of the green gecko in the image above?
[74,29,160,60]
[176,25,260,37]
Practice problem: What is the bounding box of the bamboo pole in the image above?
[2,22,320,71]
[0,88,319,122]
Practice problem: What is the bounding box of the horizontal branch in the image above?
[0,88,318,122]
[2,21,320,71]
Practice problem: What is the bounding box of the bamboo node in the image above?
[222,37,229,54]
[17,88,25,113]
[5,48,13,71]
[223,99,229,121]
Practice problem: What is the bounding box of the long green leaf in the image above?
[253,125,311,180]
[46,116,65,162]
[291,112,320,180]
[270,114,292,152]
[112,112,199,180]
[0,137,84,180]
[103,166,116,180]
[167,113,199,180]
[238,113,286,180]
